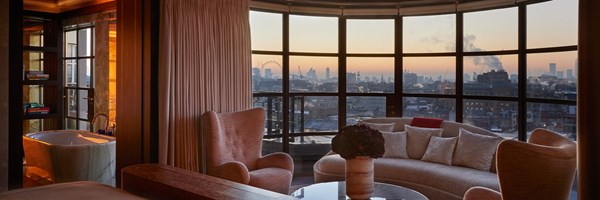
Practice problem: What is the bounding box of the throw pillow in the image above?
[453,128,504,171]
[359,121,395,132]
[381,131,409,159]
[421,136,458,165]
[405,125,443,159]
[410,117,444,128]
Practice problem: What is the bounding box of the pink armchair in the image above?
[464,128,577,200]
[201,108,294,194]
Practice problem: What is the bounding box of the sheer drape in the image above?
[158,0,252,172]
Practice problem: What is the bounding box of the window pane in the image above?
[289,56,338,92]
[463,99,518,139]
[403,97,455,121]
[78,90,89,119]
[403,14,455,53]
[65,118,77,130]
[78,28,92,57]
[253,96,283,135]
[527,51,577,100]
[347,57,394,93]
[252,54,283,93]
[347,19,394,53]
[347,96,386,125]
[527,0,578,48]
[290,15,338,53]
[464,7,518,52]
[66,89,77,118]
[250,11,282,51]
[289,135,332,174]
[464,55,518,96]
[403,57,455,94]
[65,59,77,87]
[65,30,77,57]
[290,96,338,133]
[527,103,576,140]
[78,59,92,88]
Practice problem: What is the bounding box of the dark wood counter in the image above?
[121,164,298,200]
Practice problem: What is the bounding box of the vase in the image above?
[345,156,374,200]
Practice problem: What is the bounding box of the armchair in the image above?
[464,128,577,200]
[201,108,294,194]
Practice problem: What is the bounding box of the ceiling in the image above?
[251,0,548,16]
[24,0,115,13]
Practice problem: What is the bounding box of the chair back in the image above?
[496,128,577,200]
[202,108,266,173]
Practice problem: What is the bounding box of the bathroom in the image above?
[20,0,118,187]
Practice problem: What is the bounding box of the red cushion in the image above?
[410,117,443,128]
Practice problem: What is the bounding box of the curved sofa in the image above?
[313,117,502,200]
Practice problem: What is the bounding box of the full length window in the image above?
[64,24,95,131]
[251,0,578,174]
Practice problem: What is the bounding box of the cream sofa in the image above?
[313,117,502,200]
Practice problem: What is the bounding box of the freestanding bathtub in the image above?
[23,130,116,186]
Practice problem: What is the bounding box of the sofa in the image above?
[313,117,504,200]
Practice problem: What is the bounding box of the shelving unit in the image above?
[20,12,63,133]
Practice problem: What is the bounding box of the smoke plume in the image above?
[464,34,504,71]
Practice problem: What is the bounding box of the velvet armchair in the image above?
[201,108,294,194]
[464,128,577,200]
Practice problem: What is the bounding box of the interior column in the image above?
[577,0,600,199]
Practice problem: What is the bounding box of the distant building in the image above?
[567,69,574,80]
[557,71,564,79]
[252,67,261,77]
[325,67,330,81]
[464,74,471,82]
[347,73,357,84]
[510,74,518,83]
[404,72,418,86]
[549,63,557,76]
[265,68,272,79]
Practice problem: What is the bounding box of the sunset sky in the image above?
[250,0,578,81]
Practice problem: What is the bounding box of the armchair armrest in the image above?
[256,152,294,172]
[464,187,502,200]
[210,161,250,184]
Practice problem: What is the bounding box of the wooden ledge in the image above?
[121,164,297,200]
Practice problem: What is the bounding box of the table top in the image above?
[291,181,428,200]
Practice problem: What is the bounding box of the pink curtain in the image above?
[158,0,252,172]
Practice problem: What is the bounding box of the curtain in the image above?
[158,0,252,172]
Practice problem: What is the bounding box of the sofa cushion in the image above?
[374,158,500,197]
[359,121,395,132]
[405,125,443,159]
[410,117,444,128]
[453,128,504,171]
[381,131,409,159]
[421,136,458,166]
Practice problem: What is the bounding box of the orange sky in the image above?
[250,0,578,80]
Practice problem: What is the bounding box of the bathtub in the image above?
[23,130,116,186]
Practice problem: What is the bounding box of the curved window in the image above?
[250,0,578,175]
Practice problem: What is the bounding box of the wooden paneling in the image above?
[116,0,159,187]
[0,0,10,192]
[577,0,600,199]
[122,164,298,200]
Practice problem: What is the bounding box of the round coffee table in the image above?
[291,181,428,200]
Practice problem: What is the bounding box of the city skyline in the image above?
[250,0,578,77]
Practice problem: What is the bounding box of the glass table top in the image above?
[291,181,428,200]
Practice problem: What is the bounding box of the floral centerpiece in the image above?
[331,124,385,199]
[331,124,385,160]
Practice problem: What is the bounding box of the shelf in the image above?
[23,113,59,120]
[23,80,58,85]
[23,46,58,52]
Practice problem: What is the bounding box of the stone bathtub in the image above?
[23,130,116,186]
